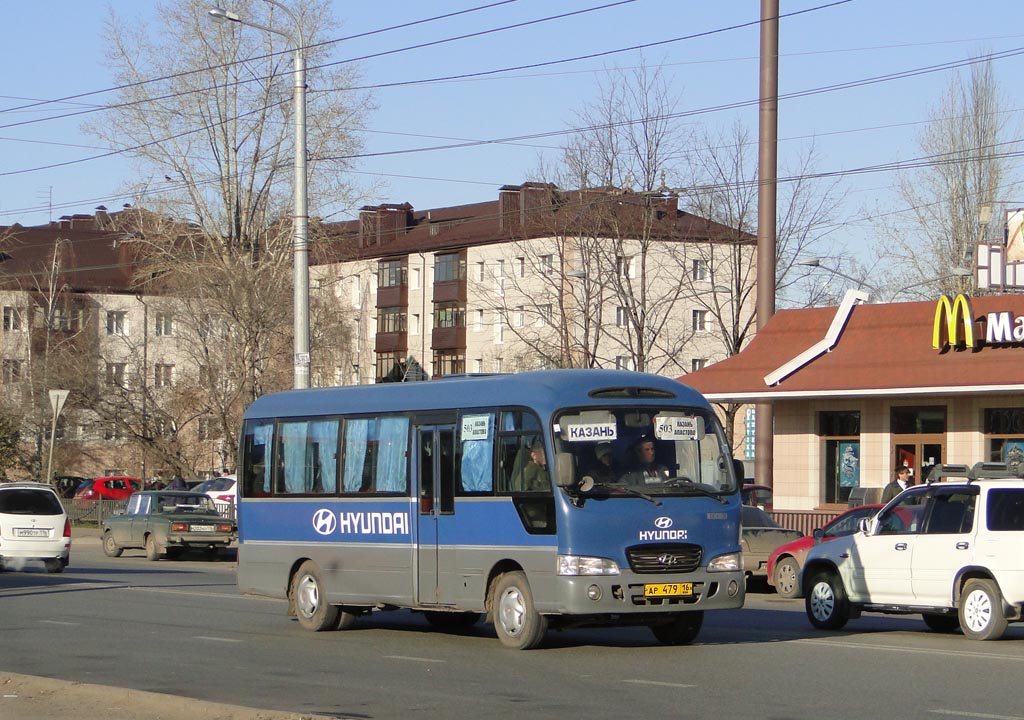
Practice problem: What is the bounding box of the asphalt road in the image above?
[2,531,1024,720]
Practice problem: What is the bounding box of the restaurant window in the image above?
[984,408,1024,466]
[820,411,861,504]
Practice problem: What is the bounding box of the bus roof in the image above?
[242,369,708,421]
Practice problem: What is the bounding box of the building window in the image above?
[474,309,484,332]
[378,259,407,288]
[434,351,465,377]
[2,306,22,332]
[820,411,861,505]
[411,266,420,290]
[154,363,174,388]
[434,253,466,283]
[540,254,553,275]
[198,416,213,441]
[538,304,552,326]
[376,307,407,334]
[495,321,504,344]
[616,255,634,279]
[106,311,128,336]
[476,261,485,282]
[473,358,483,373]
[516,257,525,278]
[514,306,525,327]
[51,307,84,332]
[691,358,707,372]
[984,408,1024,465]
[410,313,420,335]
[494,357,503,373]
[692,309,708,332]
[692,259,708,281]
[434,303,465,329]
[105,362,127,387]
[2,359,23,383]
[104,423,125,441]
[616,306,629,327]
[376,352,405,383]
[155,313,173,336]
[495,259,505,296]
[615,355,632,370]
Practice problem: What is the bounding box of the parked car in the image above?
[741,483,773,510]
[74,476,143,502]
[766,504,884,598]
[192,475,237,508]
[101,490,235,561]
[54,475,90,499]
[802,461,1024,640]
[740,505,802,584]
[0,482,71,573]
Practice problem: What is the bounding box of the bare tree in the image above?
[888,58,1013,299]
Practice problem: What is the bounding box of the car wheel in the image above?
[423,611,482,631]
[959,578,1008,641]
[292,560,340,632]
[805,570,850,630]
[774,557,801,599]
[44,559,64,574]
[144,534,162,561]
[102,532,123,558]
[492,571,547,650]
[922,613,960,633]
[650,611,704,645]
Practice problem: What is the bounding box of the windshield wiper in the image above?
[590,481,662,506]
[666,482,728,505]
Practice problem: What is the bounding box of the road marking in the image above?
[127,586,261,600]
[623,680,697,689]
[193,636,243,643]
[930,711,1024,719]
[39,620,79,626]
[384,655,446,663]
[794,638,1024,662]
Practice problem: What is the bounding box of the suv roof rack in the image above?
[926,462,1024,483]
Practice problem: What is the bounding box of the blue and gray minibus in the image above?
[236,369,745,649]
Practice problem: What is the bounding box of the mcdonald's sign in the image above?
[932,294,975,350]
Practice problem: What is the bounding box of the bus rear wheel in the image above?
[492,571,547,650]
[292,560,340,632]
[650,611,703,645]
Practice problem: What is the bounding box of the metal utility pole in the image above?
[755,0,779,489]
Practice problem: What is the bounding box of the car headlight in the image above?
[707,551,742,573]
[557,555,620,576]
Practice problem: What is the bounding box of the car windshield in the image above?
[554,406,737,498]
[0,488,64,515]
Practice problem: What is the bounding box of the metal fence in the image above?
[61,498,236,525]
[769,510,842,536]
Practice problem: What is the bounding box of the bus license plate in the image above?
[644,582,693,597]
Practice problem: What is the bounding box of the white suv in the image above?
[802,462,1024,640]
[0,482,72,573]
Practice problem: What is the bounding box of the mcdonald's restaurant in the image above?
[684,292,1024,513]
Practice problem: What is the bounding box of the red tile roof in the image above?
[682,293,1024,400]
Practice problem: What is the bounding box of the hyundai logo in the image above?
[658,554,681,565]
[654,516,673,529]
[312,508,337,536]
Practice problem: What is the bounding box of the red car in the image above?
[73,476,144,502]
[766,504,884,599]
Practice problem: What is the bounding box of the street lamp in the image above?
[209,2,310,389]
[797,257,972,300]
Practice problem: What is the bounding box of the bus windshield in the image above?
[554,406,737,497]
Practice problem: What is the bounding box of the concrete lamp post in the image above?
[209,1,310,389]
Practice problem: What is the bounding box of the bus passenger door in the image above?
[416,424,456,605]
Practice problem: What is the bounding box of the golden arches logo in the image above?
[932,294,975,350]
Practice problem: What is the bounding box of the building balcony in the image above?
[376,285,408,308]
[431,326,466,350]
[374,332,408,354]
[432,280,466,304]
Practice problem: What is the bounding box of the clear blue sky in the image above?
[2,0,1022,261]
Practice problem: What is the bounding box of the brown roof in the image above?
[682,293,1024,400]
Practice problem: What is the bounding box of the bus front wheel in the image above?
[492,571,547,650]
[650,611,703,645]
[292,561,340,632]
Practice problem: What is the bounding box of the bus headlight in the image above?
[557,555,620,576]
[707,551,741,573]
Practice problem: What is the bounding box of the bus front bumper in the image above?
[551,569,745,615]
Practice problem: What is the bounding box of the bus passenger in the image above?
[587,441,618,483]
[623,435,669,484]
[517,438,550,491]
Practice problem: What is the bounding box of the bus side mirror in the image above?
[554,452,576,488]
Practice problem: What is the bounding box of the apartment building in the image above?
[314,182,756,385]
